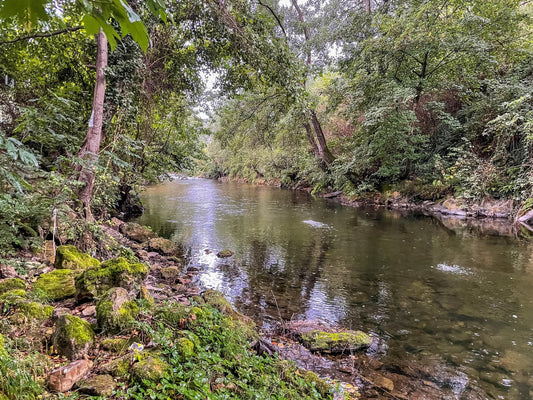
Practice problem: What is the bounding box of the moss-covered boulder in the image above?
[51,314,95,360]
[160,266,180,279]
[119,222,156,243]
[0,278,25,295]
[203,290,257,341]
[0,333,8,357]
[77,374,116,396]
[96,288,139,333]
[11,300,54,322]
[76,257,149,302]
[177,337,194,358]
[54,245,100,270]
[131,355,169,382]
[100,355,131,377]
[300,330,371,354]
[101,338,134,354]
[0,288,26,301]
[34,270,76,300]
[145,237,178,255]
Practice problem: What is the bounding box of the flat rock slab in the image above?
[284,320,372,354]
[48,359,93,392]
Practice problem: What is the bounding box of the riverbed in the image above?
[136,178,533,399]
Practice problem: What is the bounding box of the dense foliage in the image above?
[205,0,533,204]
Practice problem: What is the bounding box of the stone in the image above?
[119,222,156,243]
[139,285,155,306]
[107,217,124,231]
[0,288,26,301]
[54,245,100,270]
[77,374,116,396]
[216,250,233,258]
[48,359,93,392]
[51,314,95,360]
[146,237,178,256]
[101,338,132,353]
[10,300,54,321]
[96,287,139,333]
[373,374,394,392]
[161,266,180,280]
[76,257,149,302]
[100,355,131,377]
[0,278,25,294]
[131,355,169,383]
[81,305,96,317]
[0,264,17,279]
[33,270,76,300]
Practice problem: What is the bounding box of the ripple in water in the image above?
[432,263,471,275]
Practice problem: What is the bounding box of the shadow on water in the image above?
[136,178,533,399]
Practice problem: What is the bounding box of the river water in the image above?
[136,178,533,399]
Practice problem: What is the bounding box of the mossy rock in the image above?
[96,288,139,333]
[51,314,95,360]
[216,249,233,258]
[119,222,157,243]
[76,257,149,302]
[54,245,100,270]
[160,266,180,279]
[177,337,194,358]
[77,374,116,396]
[0,278,25,295]
[12,300,54,321]
[33,270,76,300]
[0,333,8,357]
[0,288,27,301]
[100,355,131,377]
[131,355,169,382]
[300,330,371,354]
[101,338,134,354]
[139,285,155,307]
[145,237,178,256]
[202,290,257,341]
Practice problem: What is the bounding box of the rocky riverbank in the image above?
[0,217,490,399]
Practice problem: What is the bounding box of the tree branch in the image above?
[0,26,83,45]
[257,0,287,39]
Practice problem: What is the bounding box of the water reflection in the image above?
[136,178,533,399]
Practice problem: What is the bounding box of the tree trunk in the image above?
[304,121,319,157]
[364,0,371,13]
[78,29,108,220]
[310,109,334,164]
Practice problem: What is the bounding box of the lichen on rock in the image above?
[76,257,149,301]
[0,278,26,295]
[33,269,76,300]
[51,314,95,360]
[96,287,139,333]
[54,245,100,270]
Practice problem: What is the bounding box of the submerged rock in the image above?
[34,269,76,300]
[76,257,149,301]
[96,287,139,333]
[216,249,233,258]
[119,222,156,243]
[51,314,95,360]
[54,245,100,270]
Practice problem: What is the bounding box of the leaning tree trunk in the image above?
[77,29,108,220]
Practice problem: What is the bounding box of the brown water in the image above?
[136,178,533,399]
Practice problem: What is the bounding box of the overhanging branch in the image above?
[0,26,83,45]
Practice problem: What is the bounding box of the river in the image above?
[136,178,533,399]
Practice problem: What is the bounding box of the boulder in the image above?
[0,288,26,301]
[160,266,180,280]
[146,237,178,256]
[131,355,169,382]
[0,278,25,294]
[48,359,93,392]
[0,264,17,279]
[101,338,133,353]
[139,285,155,306]
[51,314,95,360]
[54,245,100,270]
[96,287,139,333]
[33,270,76,300]
[77,374,116,396]
[119,222,156,243]
[7,299,54,322]
[76,257,149,302]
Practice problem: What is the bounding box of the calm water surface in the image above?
[136,178,533,399]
